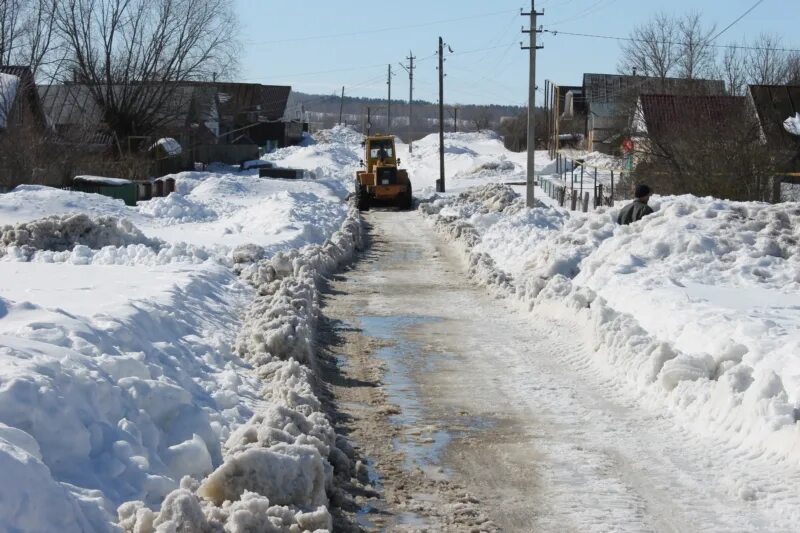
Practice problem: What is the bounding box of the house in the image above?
[747,84,800,172]
[38,81,297,166]
[0,66,46,134]
[0,66,49,187]
[570,73,726,154]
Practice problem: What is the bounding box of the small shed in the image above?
[72,175,138,206]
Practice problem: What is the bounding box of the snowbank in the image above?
[422,185,800,463]
[118,206,363,532]
[0,142,357,530]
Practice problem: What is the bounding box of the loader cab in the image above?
[365,137,397,172]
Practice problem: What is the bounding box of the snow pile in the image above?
[784,112,800,136]
[576,151,625,170]
[0,262,255,530]
[0,213,160,259]
[402,131,533,193]
[267,125,362,183]
[0,422,95,530]
[452,157,521,182]
[137,193,218,224]
[118,207,363,532]
[423,188,800,462]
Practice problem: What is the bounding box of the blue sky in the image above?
[233,0,800,106]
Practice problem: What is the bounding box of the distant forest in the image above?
[286,91,526,142]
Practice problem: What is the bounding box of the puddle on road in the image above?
[359,315,453,476]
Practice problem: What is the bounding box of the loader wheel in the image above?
[356,185,370,211]
[400,185,413,210]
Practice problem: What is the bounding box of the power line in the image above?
[541,29,800,53]
[245,9,518,45]
[547,0,620,26]
[709,0,765,43]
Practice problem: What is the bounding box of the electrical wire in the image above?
[541,29,800,53]
[708,0,765,43]
[245,9,518,46]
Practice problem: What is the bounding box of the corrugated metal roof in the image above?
[38,82,291,130]
[583,73,725,104]
[748,85,800,149]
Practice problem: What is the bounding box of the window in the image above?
[369,141,393,159]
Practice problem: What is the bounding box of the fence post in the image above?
[570,190,577,210]
[580,163,584,197]
[582,191,589,212]
[610,170,615,205]
[559,187,565,206]
[596,183,603,208]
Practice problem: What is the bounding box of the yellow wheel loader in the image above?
[355,135,412,211]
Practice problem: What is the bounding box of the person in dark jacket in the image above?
[617,184,654,225]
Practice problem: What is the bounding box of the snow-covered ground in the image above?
[0,129,358,530]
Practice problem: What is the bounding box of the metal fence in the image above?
[539,152,632,212]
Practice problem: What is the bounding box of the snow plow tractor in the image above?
[355,135,412,210]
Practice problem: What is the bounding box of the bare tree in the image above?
[718,43,748,95]
[56,0,238,147]
[0,1,58,76]
[747,33,789,85]
[676,12,716,79]
[619,12,678,80]
[19,0,59,77]
[786,52,800,85]
[0,0,23,64]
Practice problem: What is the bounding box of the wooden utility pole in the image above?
[338,86,345,125]
[400,51,416,152]
[437,36,446,193]
[387,64,393,133]
[544,79,550,152]
[521,1,543,207]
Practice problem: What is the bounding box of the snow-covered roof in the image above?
[150,137,182,156]
[784,112,800,137]
[74,175,133,186]
[0,73,20,129]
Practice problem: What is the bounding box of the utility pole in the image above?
[339,86,345,125]
[387,64,394,133]
[438,37,445,193]
[521,1,544,207]
[400,51,416,153]
[367,107,371,136]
